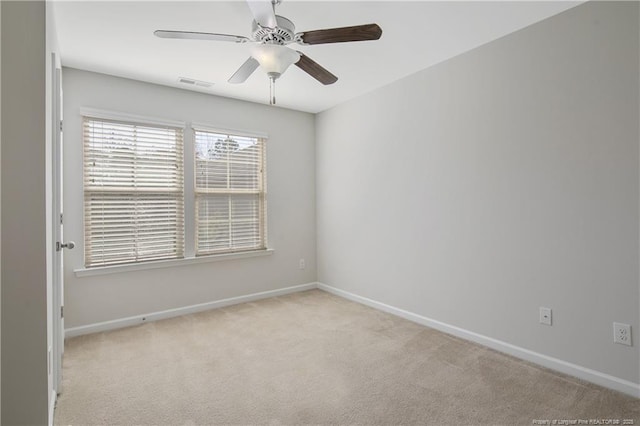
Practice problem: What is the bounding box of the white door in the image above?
[52,60,71,394]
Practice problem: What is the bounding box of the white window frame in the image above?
[74,109,272,277]
[192,125,267,257]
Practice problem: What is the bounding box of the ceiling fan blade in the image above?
[297,23,382,45]
[228,57,260,84]
[154,30,249,44]
[295,52,338,85]
[246,0,277,29]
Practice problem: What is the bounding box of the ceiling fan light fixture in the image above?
[155,0,383,105]
[251,44,300,79]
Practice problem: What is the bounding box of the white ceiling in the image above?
[52,1,581,113]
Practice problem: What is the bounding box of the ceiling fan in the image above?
[154,0,382,104]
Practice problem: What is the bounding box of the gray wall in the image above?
[63,68,317,328]
[0,2,3,421]
[316,1,639,384]
[1,1,50,424]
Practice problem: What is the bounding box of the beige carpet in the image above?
[55,289,639,425]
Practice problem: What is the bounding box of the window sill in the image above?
[74,248,274,278]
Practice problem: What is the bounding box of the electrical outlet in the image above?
[539,307,552,326]
[613,322,632,346]
[299,258,305,270]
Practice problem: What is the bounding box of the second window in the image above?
[194,129,266,256]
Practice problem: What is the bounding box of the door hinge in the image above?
[60,213,63,225]
[61,306,64,318]
[59,120,63,132]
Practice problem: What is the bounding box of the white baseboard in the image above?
[317,282,640,399]
[65,282,318,338]
[64,280,639,398]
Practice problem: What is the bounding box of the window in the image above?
[81,113,269,271]
[83,117,184,267]
[194,129,266,255]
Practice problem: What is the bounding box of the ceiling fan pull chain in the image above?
[270,76,276,105]
[154,0,382,105]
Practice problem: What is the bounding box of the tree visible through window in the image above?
[194,129,266,255]
[82,115,267,268]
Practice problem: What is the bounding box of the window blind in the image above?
[83,117,185,267]
[194,129,266,255]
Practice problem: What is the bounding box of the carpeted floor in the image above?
[55,289,639,425]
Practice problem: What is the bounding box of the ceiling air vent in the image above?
[178,77,213,88]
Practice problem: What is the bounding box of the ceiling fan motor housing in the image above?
[252,15,295,44]
[154,1,382,94]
